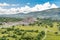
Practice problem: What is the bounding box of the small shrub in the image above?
[55,32,58,34]
[1,31,8,34]
[11,35,17,38]
[0,36,7,40]
[35,30,38,33]
[41,31,45,35]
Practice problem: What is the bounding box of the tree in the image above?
[37,18,40,20]
[36,31,45,40]
[0,36,7,40]
[1,31,8,34]
[11,35,17,38]
[29,23,32,26]
[21,32,33,40]
[22,24,25,26]
[45,26,48,28]
[58,27,60,31]
[35,30,38,33]
[50,24,53,28]
[0,23,2,25]
[7,28,13,31]
[41,31,45,35]
[55,32,58,35]
[36,32,42,40]
[12,25,15,29]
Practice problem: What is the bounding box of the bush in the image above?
[45,26,48,28]
[22,24,25,26]
[8,34,17,38]
[7,28,13,31]
[12,25,15,28]
[0,23,3,25]
[0,36,7,40]
[34,30,38,33]
[55,32,58,34]
[11,35,17,38]
[36,31,45,40]
[21,32,33,40]
[58,27,60,31]
[1,31,8,34]
[50,25,53,28]
[41,31,45,35]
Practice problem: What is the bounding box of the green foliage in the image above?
[58,27,60,31]
[55,32,58,35]
[0,23,3,25]
[36,31,45,40]
[0,36,7,40]
[41,31,45,35]
[11,35,17,38]
[1,31,8,34]
[0,17,22,22]
[7,28,13,31]
[0,18,60,40]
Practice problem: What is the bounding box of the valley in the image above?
[0,8,60,40]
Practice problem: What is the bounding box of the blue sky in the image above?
[0,0,59,14]
[0,0,60,7]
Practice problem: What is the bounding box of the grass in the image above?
[45,31,60,40]
[0,22,60,40]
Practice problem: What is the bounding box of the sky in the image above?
[0,0,60,14]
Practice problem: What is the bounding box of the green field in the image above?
[0,18,60,40]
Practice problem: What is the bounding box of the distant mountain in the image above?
[0,8,60,20]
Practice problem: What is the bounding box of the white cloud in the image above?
[0,3,19,6]
[18,2,58,13]
[0,3,9,6]
[51,4,58,8]
[0,2,58,14]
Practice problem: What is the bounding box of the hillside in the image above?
[0,8,60,40]
[0,8,60,20]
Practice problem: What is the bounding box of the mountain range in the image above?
[0,8,60,20]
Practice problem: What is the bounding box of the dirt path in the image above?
[42,29,47,40]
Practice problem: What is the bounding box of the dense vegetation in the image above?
[0,18,60,40]
[0,26,45,40]
[0,17,22,22]
[0,8,60,40]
